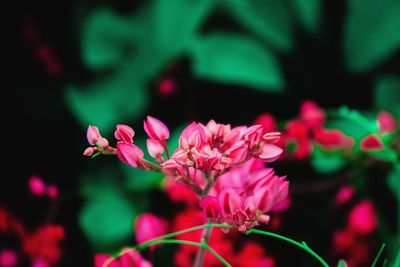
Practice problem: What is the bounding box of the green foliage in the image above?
[190,33,284,91]
[228,0,293,51]
[311,146,346,174]
[344,0,400,72]
[79,187,137,250]
[374,77,400,116]
[337,259,348,267]
[289,0,321,33]
[387,163,400,203]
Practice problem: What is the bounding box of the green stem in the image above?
[246,229,330,267]
[371,243,386,267]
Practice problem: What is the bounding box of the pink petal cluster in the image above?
[377,111,396,134]
[200,159,289,232]
[0,249,18,267]
[83,126,114,157]
[162,120,282,189]
[95,249,152,267]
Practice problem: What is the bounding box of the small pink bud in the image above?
[144,116,170,141]
[335,185,354,206]
[29,176,46,196]
[377,111,396,134]
[134,213,166,244]
[146,139,164,160]
[86,126,101,146]
[47,185,58,199]
[0,249,18,267]
[32,259,49,267]
[114,124,135,144]
[259,144,283,162]
[360,134,384,151]
[117,143,144,168]
[83,147,95,156]
[348,200,377,235]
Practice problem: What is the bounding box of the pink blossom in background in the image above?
[313,128,354,150]
[360,134,384,151]
[300,100,326,129]
[377,111,396,134]
[158,78,176,95]
[348,200,377,235]
[335,185,355,206]
[28,176,46,196]
[254,113,277,133]
[134,213,167,244]
[46,185,58,199]
[95,249,152,267]
[0,249,18,267]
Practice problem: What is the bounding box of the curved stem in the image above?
[246,229,330,267]
[193,226,212,267]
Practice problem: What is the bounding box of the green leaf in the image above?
[154,0,215,54]
[289,0,321,33]
[344,0,400,72]
[228,0,293,51]
[374,77,400,116]
[311,146,346,174]
[79,188,137,250]
[81,8,136,70]
[190,33,284,92]
[337,259,348,267]
[64,69,149,134]
[387,164,400,203]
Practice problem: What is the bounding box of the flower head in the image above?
[144,116,170,142]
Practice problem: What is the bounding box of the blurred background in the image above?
[4,0,400,266]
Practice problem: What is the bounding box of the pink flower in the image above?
[300,100,326,129]
[377,111,396,134]
[134,213,167,244]
[0,249,18,267]
[258,144,283,162]
[84,125,113,157]
[86,126,108,147]
[114,124,135,144]
[348,200,377,235]
[29,176,46,196]
[117,143,145,168]
[144,116,170,142]
[159,78,176,95]
[360,134,384,151]
[201,160,289,232]
[146,139,164,162]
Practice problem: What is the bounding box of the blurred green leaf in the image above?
[387,163,400,203]
[190,33,284,91]
[374,77,400,116]
[154,0,214,54]
[311,146,346,174]
[79,187,136,250]
[337,259,348,267]
[289,0,321,33]
[228,0,292,51]
[65,69,148,134]
[81,8,135,70]
[344,0,400,72]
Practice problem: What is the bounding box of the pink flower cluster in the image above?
[200,159,288,232]
[162,120,282,191]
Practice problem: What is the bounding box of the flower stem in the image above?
[246,229,330,267]
[192,226,212,267]
[371,243,386,267]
